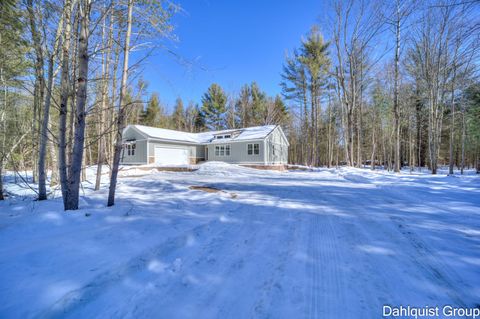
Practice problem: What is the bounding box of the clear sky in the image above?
[138,0,326,110]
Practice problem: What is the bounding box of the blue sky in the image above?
[138,0,325,110]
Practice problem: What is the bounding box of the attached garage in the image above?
[154,147,189,165]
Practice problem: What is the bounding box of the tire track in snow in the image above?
[307,213,320,318]
[123,204,254,318]
[250,211,298,318]
[305,207,347,318]
[35,216,231,319]
[339,181,470,308]
[326,171,472,309]
[371,183,473,307]
[389,215,469,307]
[147,191,300,319]
[318,188,397,318]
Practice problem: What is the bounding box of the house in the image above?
[120,124,289,166]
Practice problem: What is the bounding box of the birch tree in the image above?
[107,0,133,207]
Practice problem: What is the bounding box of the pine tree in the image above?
[194,104,206,132]
[273,95,289,124]
[142,93,160,126]
[201,83,227,130]
[0,0,28,200]
[172,97,185,130]
[250,82,267,125]
[464,84,480,173]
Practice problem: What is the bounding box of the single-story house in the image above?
[120,124,289,166]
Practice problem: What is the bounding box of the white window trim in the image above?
[215,144,231,157]
[124,142,136,156]
[247,143,260,155]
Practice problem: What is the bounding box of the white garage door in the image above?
[154,147,189,165]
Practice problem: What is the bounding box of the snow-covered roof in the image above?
[127,124,278,144]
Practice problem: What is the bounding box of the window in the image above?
[272,145,276,156]
[126,143,136,156]
[247,143,259,155]
[215,145,230,157]
[215,134,232,139]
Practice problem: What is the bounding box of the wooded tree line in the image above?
[0,0,178,208]
[124,81,289,132]
[0,0,479,209]
[281,0,480,175]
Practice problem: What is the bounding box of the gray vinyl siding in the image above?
[206,140,265,164]
[265,126,289,164]
[121,140,148,164]
[120,127,148,164]
[195,145,206,159]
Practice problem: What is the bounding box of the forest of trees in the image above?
[0,0,479,209]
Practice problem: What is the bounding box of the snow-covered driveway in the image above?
[0,163,479,318]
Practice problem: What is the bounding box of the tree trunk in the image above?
[460,109,466,175]
[0,165,4,200]
[448,60,457,175]
[95,7,113,191]
[65,0,90,210]
[371,111,376,170]
[38,22,62,200]
[393,1,401,173]
[27,0,45,184]
[38,55,54,200]
[108,26,121,170]
[48,116,58,186]
[108,0,133,207]
[58,0,72,208]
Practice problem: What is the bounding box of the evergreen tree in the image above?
[464,83,480,172]
[273,95,289,124]
[280,26,330,166]
[172,97,185,130]
[0,0,28,82]
[157,102,171,129]
[194,104,206,132]
[142,93,160,126]
[250,82,268,125]
[201,83,227,130]
[0,0,28,200]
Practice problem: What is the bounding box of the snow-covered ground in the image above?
[0,163,479,318]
